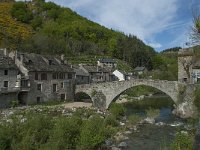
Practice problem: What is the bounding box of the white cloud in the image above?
[148,42,162,49]
[47,0,178,41]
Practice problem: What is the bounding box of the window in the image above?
[68,73,72,79]
[59,73,65,79]
[37,97,41,103]
[4,70,8,75]
[52,73,57,79]
[4,81,8,88]
[197,78,200,83]
[35,73,38,80]
[41,73,47,80]
[53,84,57,92]
[61,82,64,88]
[37,84,42,91]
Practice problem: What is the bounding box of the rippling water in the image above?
[123,97,186,150]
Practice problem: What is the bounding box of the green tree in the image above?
[11,2,33,23]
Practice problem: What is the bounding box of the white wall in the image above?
[112,70,125,81]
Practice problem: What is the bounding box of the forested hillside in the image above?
[0,0,155,69]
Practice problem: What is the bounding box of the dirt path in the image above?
[62,102,92,109]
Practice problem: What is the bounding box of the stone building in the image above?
[178,47,200,84]
[97,58,117,68]
[9,51,75,104]
[74,66,90,85]
[79,64,112,83]
[0,49,30,107]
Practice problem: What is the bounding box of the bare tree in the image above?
[190,10,200,45]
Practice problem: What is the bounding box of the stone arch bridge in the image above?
[76,79,180,109]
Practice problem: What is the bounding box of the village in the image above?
[0,48,149,108]
[0,47,200,109]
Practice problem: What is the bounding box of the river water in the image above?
[123,97,187,150]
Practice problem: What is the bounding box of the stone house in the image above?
[74,66,90,85]
[79,64,112,83]
[9,51,75,104]
[134,66,147,75]
[0,49,30,107]
[97,58,117,68]
[178,47,200,84]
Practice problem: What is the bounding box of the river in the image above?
[123,96,188,150]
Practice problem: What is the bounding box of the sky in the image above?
[44,0,199,51]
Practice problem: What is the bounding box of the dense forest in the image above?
[0,0,155,69]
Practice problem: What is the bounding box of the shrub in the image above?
[10,100,18,107]
[128,114,144,125]
[109,103,126,119]
[171,132,194,150]
[104,115,119,127]
[43,116,82,150]
[146,108,160,118]
[194,85,200,113]
[77,115,107,150]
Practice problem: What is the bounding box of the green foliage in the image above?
[11,2,33,23]
[194,85,200,113]
[124,86,160,97]
[10,100,18,107]
[77,115,107,150]
[43,116,82,150]
[128,114,144,125]
[104,115,119,127]
[1,1,155,70]
[146,108,160,118]
[171,132,194,150]
[124,97,174,109]
[109,103,126,119]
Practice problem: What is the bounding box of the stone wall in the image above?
[0,69,18,89]
[23,72,75,104]
[0,92,18,108]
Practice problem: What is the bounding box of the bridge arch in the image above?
[75,79,179,110]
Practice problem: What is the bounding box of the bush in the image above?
[128,114,144,125]
[10,100,18,107]
[104,115,119,127]
[194,85,200,113]
[171,132,194,150]
[77,115,107,150]
[43,116,82,150]
[146,108,160,118]
[109,103,126,119]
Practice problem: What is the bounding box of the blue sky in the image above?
[46,0,199,51]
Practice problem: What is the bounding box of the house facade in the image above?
[74,66,90,85]
[0,49,30,107]
[97,58,117,68]
[79,64,112,83]
[9,51,75,105]
[178,47,200,84]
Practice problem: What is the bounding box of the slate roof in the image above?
[0,53,17,69]
[99,58,116,63]
[17,52,74,72]
[134,66,146,71]
[74,67,89,76]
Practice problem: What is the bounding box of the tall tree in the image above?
[190,10,200,44]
